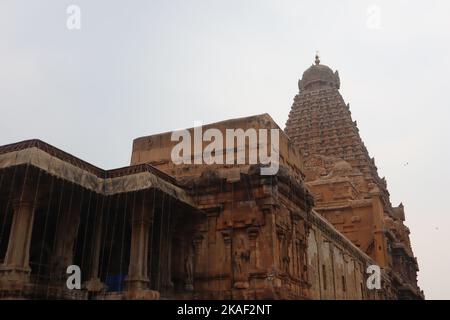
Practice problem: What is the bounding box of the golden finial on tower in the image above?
[315,51,320,65]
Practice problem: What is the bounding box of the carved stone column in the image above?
[85,210,105,293]
[221,230,232,289]
[0,195,36,287]
[51,208,80,283]
[125,212,150,290]
[183,242,194,291]
[124,200,159,299]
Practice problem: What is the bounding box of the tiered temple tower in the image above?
[285,55,423,299]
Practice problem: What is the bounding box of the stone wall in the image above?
[130,114,391,300]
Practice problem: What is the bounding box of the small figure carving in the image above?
[280,235,290,272]
[233,236,250,288]
[184,247,194,291]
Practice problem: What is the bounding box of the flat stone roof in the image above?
[0,139,195,206]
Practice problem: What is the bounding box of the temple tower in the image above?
[285,54,381,189]
[285,55,423,299]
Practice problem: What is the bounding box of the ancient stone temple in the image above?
[285,55,423,299]
[0,57,423,300]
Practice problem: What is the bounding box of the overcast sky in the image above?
[1,0,449,299]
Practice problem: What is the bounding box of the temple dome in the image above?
[298,54,340,91]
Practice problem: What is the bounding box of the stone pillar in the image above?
[191,233,204,281]
[124,200,159,299]
[126,214,150,290]
[52,208,80,282]
[183,242,194,291]
[85,211,105,293]
[221,230,232,289]
[0,197,35,287]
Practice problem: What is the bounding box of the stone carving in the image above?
[184,246,194,291]
[233,235,250,289]
[278,230,291,273]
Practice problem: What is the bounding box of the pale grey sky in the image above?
[1,0,449,299]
